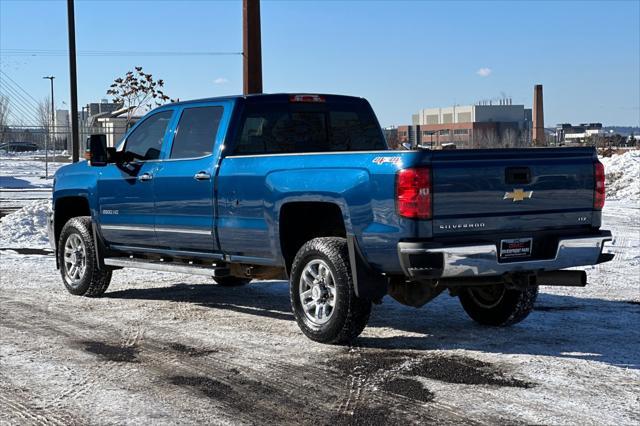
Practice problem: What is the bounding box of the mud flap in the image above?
[347,235,388,302]
[92,222,106,270]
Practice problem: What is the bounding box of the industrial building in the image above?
[396,85,547,149]
[397,102,533,149]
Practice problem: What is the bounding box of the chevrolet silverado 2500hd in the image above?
[49,93,613,344]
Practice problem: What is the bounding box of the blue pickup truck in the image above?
[49,93,612,344]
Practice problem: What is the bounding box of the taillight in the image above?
[289,94,325,103]
[594,162,605,210]
[396,168,432,219]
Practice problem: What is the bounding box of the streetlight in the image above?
[42,76,55,179]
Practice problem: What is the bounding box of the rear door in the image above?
[429,148,597,237]
[153,104,227,252]
[98,110,174,247]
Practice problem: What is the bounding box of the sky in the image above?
[1,0,639,127]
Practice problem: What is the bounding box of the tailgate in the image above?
[430,148,597,236]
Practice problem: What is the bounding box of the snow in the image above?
[600,151,640,201]
[1,150,72,189]
[0,200,51,248]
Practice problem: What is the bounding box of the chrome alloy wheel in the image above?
[467,285,506,309]
[299,259,337,325]
[63,233,87,287]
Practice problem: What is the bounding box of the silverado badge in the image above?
[504,188,533,202]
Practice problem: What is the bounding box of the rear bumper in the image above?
[398,230,612,279]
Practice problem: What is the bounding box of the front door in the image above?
[97,110,174,247]
[153,105,224,252]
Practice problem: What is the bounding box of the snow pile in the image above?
[0,200,51,248]
[600,151,639,201]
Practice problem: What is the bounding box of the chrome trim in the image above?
[100,224,211,235]
[104,257,228,277]
[100,224,155,232]
[399,232,612,278]
[193,171,211,180]
[224,150,391,159]
[155,227,212,235]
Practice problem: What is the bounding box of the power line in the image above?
[0,96,39,124]
[0,87,39,120]
[1,49,242,57]
[0,79,41,123]
[0,80,39,113]
[5,109,40,126]
[0,70,40,104]
[0,80,40,118]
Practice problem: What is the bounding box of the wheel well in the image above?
[279,202,346,272]
[54,197,90,247]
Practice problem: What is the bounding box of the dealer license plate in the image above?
[500,238,532,259]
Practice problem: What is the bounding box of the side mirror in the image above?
[86,134,110,166]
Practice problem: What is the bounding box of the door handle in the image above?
[138,173,153,182]
[194,171,211,181]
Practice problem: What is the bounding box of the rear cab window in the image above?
[232,96,387,155]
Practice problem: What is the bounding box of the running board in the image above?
[103,257,230,277]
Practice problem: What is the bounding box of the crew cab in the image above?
[49,93,613,344]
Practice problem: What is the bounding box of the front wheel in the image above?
[459,284,538,326]
[58,216,112,297]
[289,237,371,344]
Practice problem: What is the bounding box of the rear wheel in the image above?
[58,216,112,297]
[290,237,371,344]
[459,284,538,326]
[212,276,251,287]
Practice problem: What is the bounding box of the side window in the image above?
[232,100,386,155]
[170,106,223,159]
[234,111,285,155]
[124,110,173,161]
[234,109,329,155]
[330,110,384,151]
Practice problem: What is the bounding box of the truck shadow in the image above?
[106,280,639,369]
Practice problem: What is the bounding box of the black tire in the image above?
[212,276,251,287]
[57,216,112,297]
[459,284,538,326]
[289,237,371,344]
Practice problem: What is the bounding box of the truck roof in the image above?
[166,93,366,107]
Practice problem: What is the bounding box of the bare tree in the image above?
[106,66,177,127]
[0,94,9,143]
[478,128,501,148]
[37,97,53,134]
[501,128,519,148]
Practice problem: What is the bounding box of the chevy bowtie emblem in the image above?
[504,188,533,202]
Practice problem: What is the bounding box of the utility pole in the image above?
[243,0,263,95]
[42,76,55,179]
[67,0,80,162]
